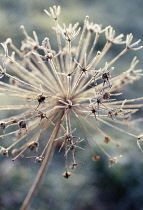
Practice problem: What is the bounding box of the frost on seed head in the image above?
[0,5,142,176]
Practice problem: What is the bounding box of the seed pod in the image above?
[11,148,21,156]
[92,155,100,161]
[37,94,45,104]
[28,142,39,151]
[0,122,6,130]
[109,157,118,167]
[62,171,73,179]
[103,92,110,100]
[19,120,27,129]
[0,146,8,157]
[35,156,44,163]
[104,136,111,144]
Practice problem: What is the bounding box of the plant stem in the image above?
[20,118,62,210]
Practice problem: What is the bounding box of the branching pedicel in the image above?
[0,5,143,208]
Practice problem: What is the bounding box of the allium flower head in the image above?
[0,6,143,207]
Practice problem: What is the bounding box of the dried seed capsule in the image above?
[28,142,39,151]
[11,148,21,156]
[109,157,118,167]
[0,122,6,130]
[19,120,27,129]
[37,94,45,104]
[35,156,44,163]
[37,111,46,119]
[102,72,111,80]
[92,155,100,161]
[103,92,110,100]
[45,53,53,61]
[104,136,111,144]
[0,146,8,157]
[62,171,73,179]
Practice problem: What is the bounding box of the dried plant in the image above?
[0,5,143,209]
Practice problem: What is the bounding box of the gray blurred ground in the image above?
[0,0,143,209]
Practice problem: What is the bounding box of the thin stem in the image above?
[98,118,137,138]
[20,116,62,210]
[4,73,40,92]
[87,32,100,62]
[49,60,65,95]
[79,115,111,158]
[73,16,88,69]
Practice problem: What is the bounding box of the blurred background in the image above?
[0,0,143,209]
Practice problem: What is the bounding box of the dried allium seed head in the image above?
[0,6,143,179]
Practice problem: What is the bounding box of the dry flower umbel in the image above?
[0,6,143,207]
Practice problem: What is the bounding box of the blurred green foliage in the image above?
[0,0,143,210]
